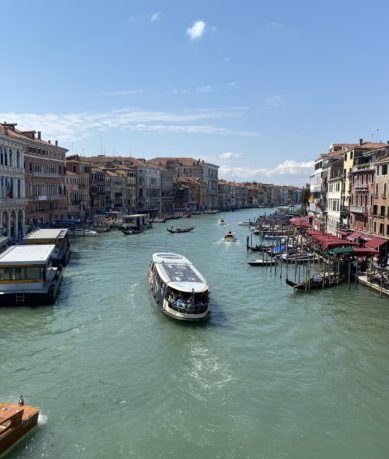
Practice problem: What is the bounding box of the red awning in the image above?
[346,231,362,241]
[366,237,388,249]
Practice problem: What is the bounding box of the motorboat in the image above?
[148,253,209,321]
[0,244,63,306]
[0,399,40,457]
[74,228,97,237]
[166,226,195,234]
[238,221,251,226]
[218,218,227,225]
[224,231,237,242]
[152,217,166,223]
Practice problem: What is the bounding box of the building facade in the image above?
[0,124,26,240]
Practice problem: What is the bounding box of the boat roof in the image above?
[0,244,55,266]
[124,214,148,218]
[152,252,208,293]
[26,228,68,240]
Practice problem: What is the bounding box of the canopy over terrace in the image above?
[305,229,357,251]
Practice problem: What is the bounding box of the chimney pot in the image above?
[55,140,58,146]
[359,138,363,146]
[37,131,41,140]
[48,140,51,144]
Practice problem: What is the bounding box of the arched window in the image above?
[9,148,12,167]
[16,150,20,168]
[4,150,7,166]
[384,183,387,198]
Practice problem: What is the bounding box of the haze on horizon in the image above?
[1,0,388,186]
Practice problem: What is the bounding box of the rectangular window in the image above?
[374,222,377,232]
[382,164,388,175]
[381,206,385,217]
[380,223,384,235]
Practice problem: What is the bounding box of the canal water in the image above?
[2,209,389,459]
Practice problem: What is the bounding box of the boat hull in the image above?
[0,404,39,457]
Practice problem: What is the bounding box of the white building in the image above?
[0,124,26,241]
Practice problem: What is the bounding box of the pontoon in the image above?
[0,244,63,306]
[24,228,70,267]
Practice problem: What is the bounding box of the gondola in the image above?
[121,227,142,235]
[166,226,195,234]
[247,244,269,252]
[248,259,276,267]
[286,275,347,290]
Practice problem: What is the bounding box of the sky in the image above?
[1,0,389,185]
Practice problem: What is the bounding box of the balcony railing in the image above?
[0,198,26,205]
[354,183,369,191]
[32,171,62,178]
[350,205,366,214]
[37,195,64,201]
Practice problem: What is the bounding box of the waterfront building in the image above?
[218,181,235,210]
[174,177,207,210]
[115,166,137,212]
[160,169,174,213]
[326,158,344,235]
[136,163,161,213]
[23,130,67,226]
[65,155,91,220]
[0,123,26,241]
[149,158,219,209]
[90,166,106,214]
[372,146,389,238]
[234,183,248,209]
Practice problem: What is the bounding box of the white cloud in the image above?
[187,20,206,40]
[151,12,160,23]
[225,81,239,89]
[101,89,144,96]
[196,85,212,94]
[219,160,314,184]
[265,95,285,108]
[0,108,259,142]
[218,152,242,160]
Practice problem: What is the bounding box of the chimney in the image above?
[37,131,41,140]
[48,140,51,144]
[359,138,363,146]
[55,140,58,146]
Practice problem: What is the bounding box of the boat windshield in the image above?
[166,288,208,314]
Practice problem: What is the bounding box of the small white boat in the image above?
[218,218,227,225]
[224,231,237,242]
[238,221,251,226]
[74,229,97,237]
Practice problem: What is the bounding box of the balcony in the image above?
[32,171,61,178]
[350,205,366,214]
[351,164,374,173]
[37,195,63,201]
[353,182,369,191]
[0,198,26,206]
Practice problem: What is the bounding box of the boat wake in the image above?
[38,412,48,425]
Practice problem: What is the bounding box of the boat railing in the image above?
[167,299,208,314]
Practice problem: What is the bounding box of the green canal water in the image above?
[1,209,389,459]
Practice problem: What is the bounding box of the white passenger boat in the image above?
[0,244,63,306]
[224,231,237,242]
[148,253,209,321]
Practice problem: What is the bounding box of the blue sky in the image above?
[1,0,389,184]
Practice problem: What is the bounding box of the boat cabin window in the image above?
[0,265,44,281]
